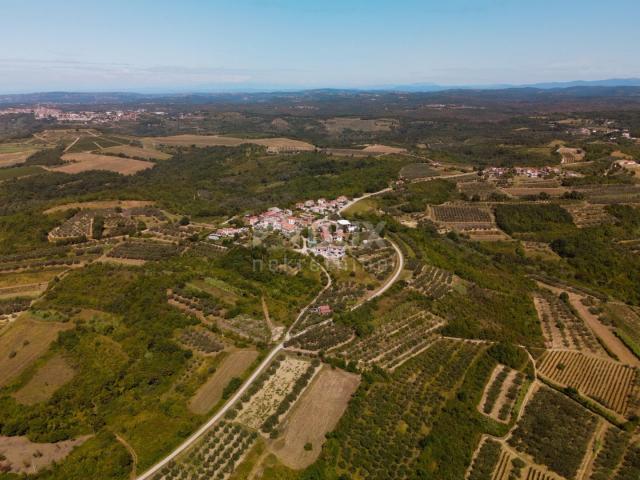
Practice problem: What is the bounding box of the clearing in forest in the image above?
[51,152,154,175]
[0,317,73,386]
[13,354,75,405]
[142,134,315,153]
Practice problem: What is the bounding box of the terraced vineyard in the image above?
[351,243,396,281]
[330,339,484,479]
[431,204,493,223]
[467,437,502,480]
[508,386,599,479]
[565,203,615,228]
[179,328,225,354]
[537,350,639,416]
[107,240,183,261]
[151,421,257,480]
[479,364,526,423]
[408,263,454,299]
[284,321,353,352]
[533,289,605,354]
[333,309,445,370]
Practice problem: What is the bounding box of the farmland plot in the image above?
[284,321,353,352]
[467,438,564,480]
[270,367,360,469]
[508,386,599,479]
[107,240,183,261]
[565,203,614,228]
[52,152,154,175]
[586,425,631,480]
[333,309,446,370]
[351,241,397,282]
[189,350,258,415]
[329,339,484,478]
[458,180,503,200]
[0,317,73,387]
[431,204,493,224]
[537,350,639,416]
[533,289,605,355]
[12,354,75,405]
[235,355,318,431]
[408,263,455,299]
[0,435,90,475]
[479,364,526,423]
[151,421,257,480]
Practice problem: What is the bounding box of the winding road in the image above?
[137,189,408,480]
[136,260,333,480]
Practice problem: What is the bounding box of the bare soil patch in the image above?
[52,153,154,175]
[188,349,258,414]
[0,434,90,474]
[101,145,171,161]
[0,317,73,387]
[362,144,407,154]
[0,150,37,168]
[269,367,360,469]
[13,354,75,405]
[142,135,315,153]
[44,200,155,214]
[322,117,398,134]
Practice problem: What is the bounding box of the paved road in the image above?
[136,343,284,480]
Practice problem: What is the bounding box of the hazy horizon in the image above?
[1,0,639,93]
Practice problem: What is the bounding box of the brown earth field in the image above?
[44,200,155,214]
[0,317,73,387]
[321,117,398,134]
[0,151,37,168]
[501,187,568,197]
[0,269,66,290]
[269,366,360,469]
[0,434,91,474]
[100,145,172,161]
[51,153,154,175]
[13,354,75,405]
[141,134,315,152]
[188,349,259,415]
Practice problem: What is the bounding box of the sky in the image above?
[1,0,639,93]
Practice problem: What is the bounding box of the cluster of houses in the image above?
[295,196,350,215]
[0,105,142,123]
[207,196,359,261]
[244,207,314,236]
[483,166,560,179]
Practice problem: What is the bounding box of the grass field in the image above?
[269,367,360,469]
[12,353,75,404]
[0,268,66,289]
[52,153,155,175]
[0,165,44,181]
[188,349,258,415]
[101,145,172,161]
[0,316,73,387]
[142,134,315,152]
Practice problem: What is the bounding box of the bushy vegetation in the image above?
[494,204,573,235]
